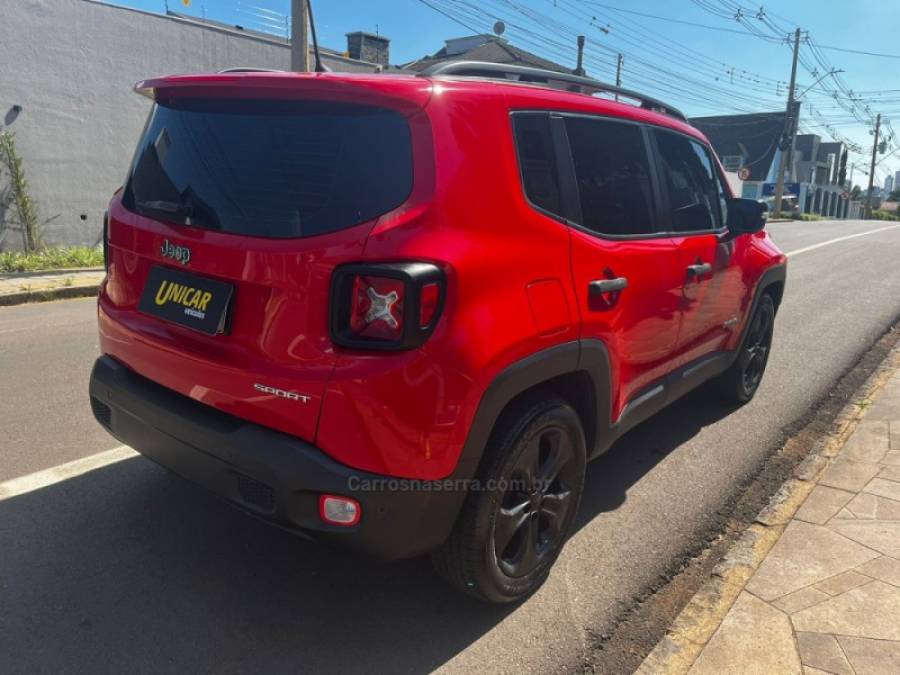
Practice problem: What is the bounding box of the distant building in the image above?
[692,111,850,218]
[886,175,895,194]
[691,112,787,182]
[404,34,575,74]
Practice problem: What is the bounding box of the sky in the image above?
[110,0,900,187]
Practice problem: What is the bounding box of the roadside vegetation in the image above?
[870,209,900,221]
[0,130,45,251]
[0,246,103,273]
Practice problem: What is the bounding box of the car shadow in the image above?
[575,385,740,530]
[0,386,737,673]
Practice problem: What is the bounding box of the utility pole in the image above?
[615,54,623,101]
[574,36,586,77]
[290,0,309,72]
[865,113,882,220]
[773,28,802,219]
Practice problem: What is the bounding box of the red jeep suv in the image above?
[89,62,786,603]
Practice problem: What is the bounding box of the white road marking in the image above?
[785,224,900,257]
[0,445,137,501]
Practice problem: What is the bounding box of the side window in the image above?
[513,114,564,219]
[564,117,656,236]
[712,164,730,229]
[654,131,725,233]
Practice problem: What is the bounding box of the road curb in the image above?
[635,343,900,675]
[0,266,105,279]
[0,284,100,307]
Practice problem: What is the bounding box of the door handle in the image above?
[589,277,628,296]
[686,262,712,279]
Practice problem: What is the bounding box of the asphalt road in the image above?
[2,220,900,674]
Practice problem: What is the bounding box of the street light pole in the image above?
[290,0,309,72]
[773,28,802,219]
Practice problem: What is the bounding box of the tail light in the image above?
[330,262,445,350]
[102,210,109,273]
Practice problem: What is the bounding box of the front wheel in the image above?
[716,294,776,403]
[432,395,586,603]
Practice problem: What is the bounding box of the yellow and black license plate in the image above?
[138,265,234,335]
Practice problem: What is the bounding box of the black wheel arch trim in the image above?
[455,341,582,478]
[737,263,787,352]
[455,339,613,476]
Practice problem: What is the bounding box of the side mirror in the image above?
[727,198,767,234]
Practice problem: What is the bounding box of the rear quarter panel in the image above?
[317,83,580,480]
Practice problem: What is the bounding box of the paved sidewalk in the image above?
[655,366,900,674]
[0,268,104,305]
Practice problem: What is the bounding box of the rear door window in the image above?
[653,130,724,233]
[564,117,657,237]
[513,114,564,219]
[123,98,413,239]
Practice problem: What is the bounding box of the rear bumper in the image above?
[89,355,466,560]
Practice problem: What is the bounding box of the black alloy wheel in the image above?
[716,293,776,403]
[740,295,775,396]
[493,426,578,578]
[432,395,586,603]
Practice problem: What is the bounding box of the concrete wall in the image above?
[0,0,373,249]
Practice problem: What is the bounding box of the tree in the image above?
[0,130,43,251]
[851,185,863,200]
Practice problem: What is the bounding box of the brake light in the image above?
[419,282,440,328]
[330,262,445,350]
[102,210,109,273]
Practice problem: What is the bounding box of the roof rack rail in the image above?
[217,67,285,73]
[418,61,686,122]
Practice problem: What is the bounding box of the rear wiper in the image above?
[135,199,192,219]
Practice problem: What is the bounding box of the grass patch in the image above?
[0,246,104,273]
[871,210,900,222]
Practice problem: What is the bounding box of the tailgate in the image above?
[100,75,425,443]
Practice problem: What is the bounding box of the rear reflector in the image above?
[319,494,361,527]
[349,275,405,341]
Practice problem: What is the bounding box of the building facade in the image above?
[0,0,390,249]
[692,112,851,218]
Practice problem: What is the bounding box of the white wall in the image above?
[0,0,357,249]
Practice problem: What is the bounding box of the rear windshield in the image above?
[122,98,413,239]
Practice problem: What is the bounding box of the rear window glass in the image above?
[123,98,413,239]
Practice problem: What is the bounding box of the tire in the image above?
[716,293,776,403]
[432,394,587,603]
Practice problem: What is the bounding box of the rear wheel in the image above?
[716,294,775,403]
[432,395,586,603]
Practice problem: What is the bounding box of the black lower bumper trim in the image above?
[89,356,466,560]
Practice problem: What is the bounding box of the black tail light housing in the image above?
[330,262,445,351]
[102,210,109,273]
